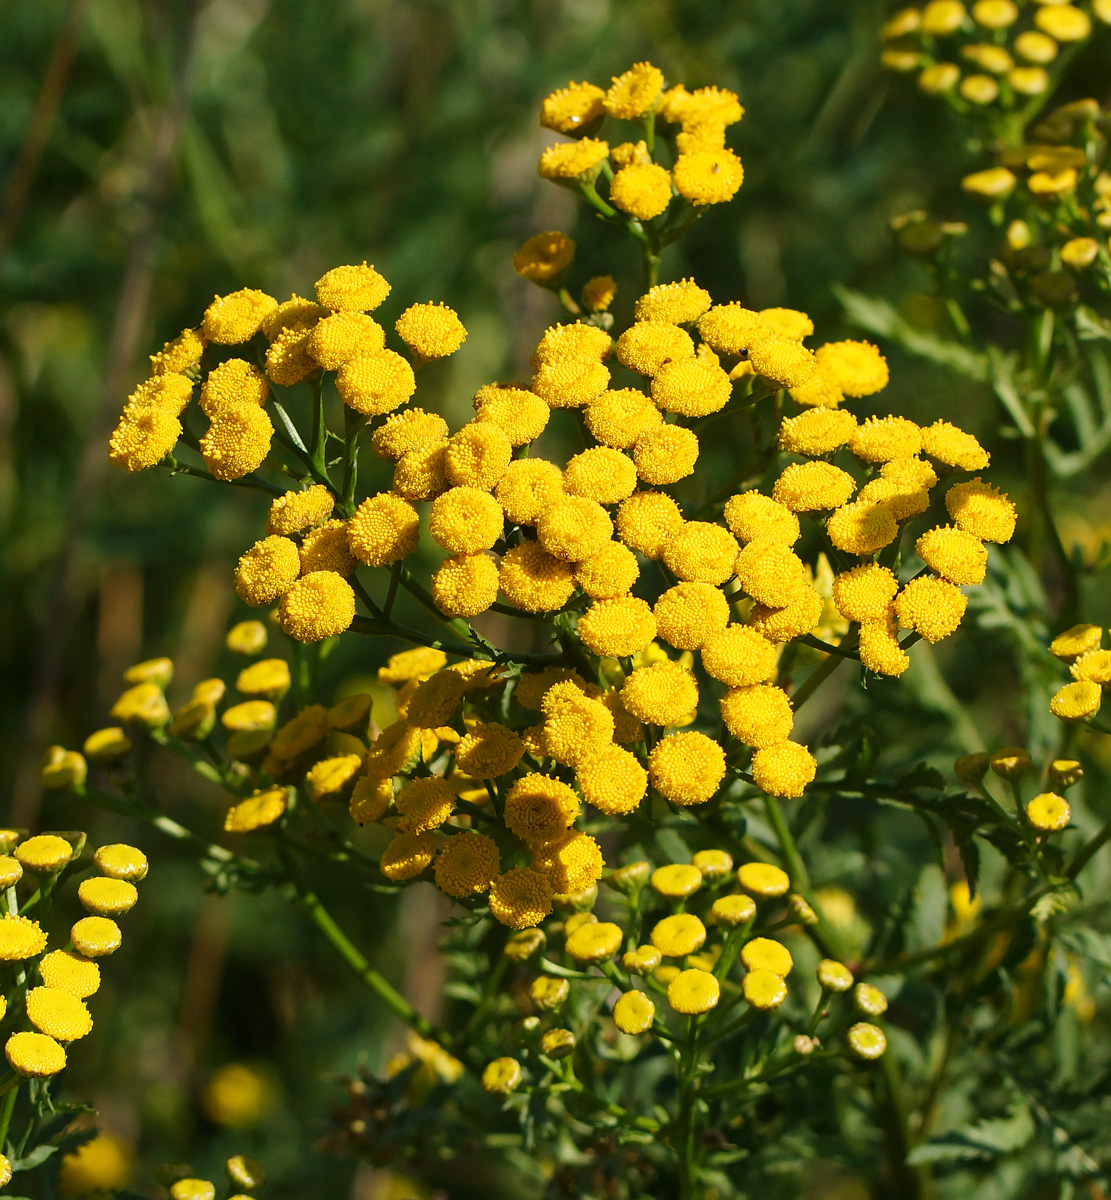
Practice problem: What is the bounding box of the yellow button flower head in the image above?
[563,447,639,505]
[857,475,928,522]
[1014,31,1058,63]
[15,833,73,873]
[263,293,326,341]
[697,305,770,356]
[473,383,549,447]
[199,359,268,418]
[306,754,363,802]
[537,495,613,561]
[651,913,707,958]
[533,322,613,365]
[858,619,911,674]
[623,944,662,974]
[314,262,391,312]
[202,288,277,344]
[110,682,170,727]
[751,589,822,640]
[78,877,138,916]
[712,893,757,928]
[454,723,524,780]
[235,659,290,701]
[72,916,121,957]
[533,357,611,407]
[664,521,739,585]
[498,542,576,612]
[651,863,703,898]
[721,684,793,748]
[530,975,570,1011]
[566,920,622,964]
[378,831,436,883]
[832,564,898,623]
[1007,66,1049,95]
[616,491,685,558]
[610,163,673,220]
[495,459,563,526]
[371,409,448,463]
[1050,680,1101,721]
[431,488,507,557]
[278,572,355,643]
[659,83,744,127]
[667,968,720,1014]
[828,501,898,555]
[533,829,605,892]
[735,539,809,607]
[748,334,816,388]
[394,302,467,360]
[847,1021,887,1060]
[919,63,961,94]
[960,166,1017,199]
[200,405,273,481]
[576,541,640,600]
[538,137,610,180]
[300,520,356,577]
[542,681,616,765]
[613,990,655,1034]
[224,788,287,833]
[621,660,699,726]
[692,849,733,882]
[921,419,989,470]
[108,396,182,471]
[742,937,793,977]
[40,745,87,791]
[972,0,1016,27]
[648,731,726,805]
[737,862,789,898]
[514,232,576,291]
[616,321,695,376]
[850,415,922,464]
[652,356,732,417]
[702,624,778,689]
[962,43,1013,73]
[222,699,277,733]
[575,744,648,815]
[39,950,100,998]
[335,348,416,415]
[883,7,920,38]
[407,670,469,729]
[945,478,1016,543]
[0,914,47,961]
[818,959,854,992]
[742,968,788,1010]
[348,492,420,566]
[654,583,730,651]
[895,576,967,642]
[431,553,498,618]
[773,461,856,512]
[604,61,664,118]
[349,775,392,825]
[815,340,889,397]
[27,986,93,1041]
[853,982,888,1016]
[723,492,801,547]
[0,856,21,888]
[752,740,817,798]
[580,274,616,314]
[577,596,657,657]
[395,777,455,835]
[541,82,606,133]
[482,1056,522,1095]
[150,325,205,375]
[673,148,744,205]
[916,526,988,585]
[1026,791,1070,832]
[489,866,554,929]
[83,726,133,764]
[1036,4,1090,40]
[583,388,661,450]
[265,484,334,537]
[1061,237,1100,270]
[780,407,857,456]
[306,311,385,370]
[226,620,268,656]
[504,773,580,844]
[634,279,713,324]
[789,365,845,409]
[960,73,999,104]
[1072,648,1111,684]
[124,656,174,687]
[6,1031,66,1077]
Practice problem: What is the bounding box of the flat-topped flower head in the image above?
[748,335,815,388]
[743,968,787,1010]
[634,279,713,324]
[741,937,793,977]
[945,478,1017,543]
[345,488,422,562]
[278,572,355,643]
[0,914,48,961]
[575,745,648,816]
[616,491,684,558]
[621,661,699,727]
[537,495,613,561]
[858,617,911,677]
[737,862,790,898]
[566,920,622,963]
[499,542,576,612]
[6,1031,66,1077]
[673,148,744,205]
[395,302,467,360]
[604,62,664,119]
[815,340,889,397]
[538,138,610,180]
[474,384,549,447]
[314,262,391,312]
[379,831,437,883]
[202,288,277,344]
[39,950,100,998]
[651,913,707,958]
[827,501,898,556]
[504,774,580,844]
[200,405,273,481]
[533,830,605,893]
[780,407,857,456]
[1026,792,1070,832]
[541,84,605,134]
[894,576,966,642]
[648,732,726,805]
[853,982,888,1016]
[15,834,73,873]
[78,878,138,916]
[27,986,93,1041]
[916,526,988,585]
[921,420,989,470]
[721,684,793,748]
[613,990,655,1034]
[1049,623,1103,662]
[773,461,856,512]
[336,349,416,415]
[818,959,854,992]
[832,564,899,623]
[482,1057,523,1095]
[610,163,673,220]
[224,789,287,833]
[576,541,640,600]
[847,1022,887,1059]
[489,867,554,929]
[577,596,657,658]
[433,832,500,898]
[667,968,720,1014]
[616,321,695,376]
[71,916,122,958]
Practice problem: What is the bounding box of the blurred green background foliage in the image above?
[3,0,1111,1196]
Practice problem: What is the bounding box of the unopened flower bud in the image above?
[606,860,651,894]
[1048,759,1084,789]
[225,1156,266,1191]
[481,1057,522,1095]
[954,752,989,784]
[504,928,546,963]
[540,1028,576,1059]
[788,894,819,926]
[40,747,87,792]
[989,747,1031,781]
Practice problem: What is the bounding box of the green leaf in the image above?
[910,863,948,953]
[833,285,988,381]
[8,1144,58,1172]
[1075,305,1111,342]
[1057,926,1111,968]
[906,1099,1034,1165]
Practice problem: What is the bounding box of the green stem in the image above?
[340,406,366,518]
[162,456,283,496]
[309,375,327,472]
[0,1083,18,1152]
[763,795,810,890]
[791,649,845,711]
[1067,813,1111,880]
[278,838,441,1043]
[458,955,508,1047]
[675,1018,702,1200]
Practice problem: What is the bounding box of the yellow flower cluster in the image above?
[1049,623,1110,723]
[1,834,145,1080]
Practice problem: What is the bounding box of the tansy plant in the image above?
[27,56,1111,1200]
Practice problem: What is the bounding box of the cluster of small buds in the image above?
[0,829,146,1090]
[534,62,745,223]
[479,852,891,1096]
[954,741,1075,832]
[882,1,1109,106]
[1048,622,1111,743]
